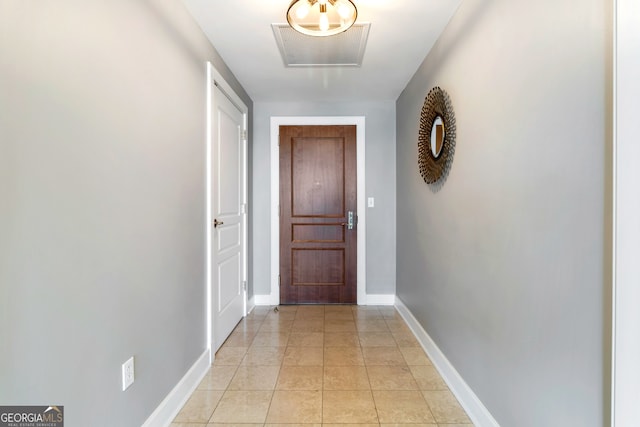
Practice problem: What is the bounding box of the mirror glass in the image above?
[430,116,445,157]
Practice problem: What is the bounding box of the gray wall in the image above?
[0,1,251,426]
[396,0,611,426]
[252,101,396,297]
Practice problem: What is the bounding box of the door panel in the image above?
[218,253,241,310]
[292,137,345,217]
[212,85,245,351]
[280,125,357,304]
[292,224,344,242]
[218,223,241,252]
[292,249,345,286]
[218,108,241,215]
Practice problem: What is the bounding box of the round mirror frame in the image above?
[418,87,456,184]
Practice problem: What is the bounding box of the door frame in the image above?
[612,0,640,424]
[206,62,249,360]
[270,116,366,305]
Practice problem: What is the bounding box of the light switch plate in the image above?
[122,356,135,391]
[367,197,375,207]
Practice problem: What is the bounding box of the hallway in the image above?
[171,305,473,426]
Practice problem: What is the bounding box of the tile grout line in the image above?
[361,306,381,425]
[267,305,293,424]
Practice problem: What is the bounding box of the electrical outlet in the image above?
[122,356,135,391]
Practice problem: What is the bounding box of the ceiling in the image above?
[182,0,462,103]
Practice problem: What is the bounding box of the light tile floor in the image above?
[172,305,473,426]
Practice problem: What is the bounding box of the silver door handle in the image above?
[345,211,354,230]
[214,219,224,228]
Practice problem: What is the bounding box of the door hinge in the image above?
[242,280,247,292]
[241,203,247,214]
[241,129,247,141]
[278,275,281,286]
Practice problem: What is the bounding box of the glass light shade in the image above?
[335,0,353,19]
[319,12,330,31]
[295,2,310,19]
[287,0,357,37]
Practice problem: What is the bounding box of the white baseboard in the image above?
[246,295,256,314]
[254,294,275,306]
[365,294,396,305]
[395,297,499,427]
[142,349,211,427]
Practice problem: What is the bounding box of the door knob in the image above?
[214,219,224,228]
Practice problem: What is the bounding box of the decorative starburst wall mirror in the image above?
[418,87,456,185]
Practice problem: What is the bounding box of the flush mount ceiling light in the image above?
[287,0,357,37]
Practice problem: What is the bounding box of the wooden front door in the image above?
[279,125,357,304]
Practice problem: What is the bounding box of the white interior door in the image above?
[211,84,246,352]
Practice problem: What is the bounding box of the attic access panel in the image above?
[272,23,370,67]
